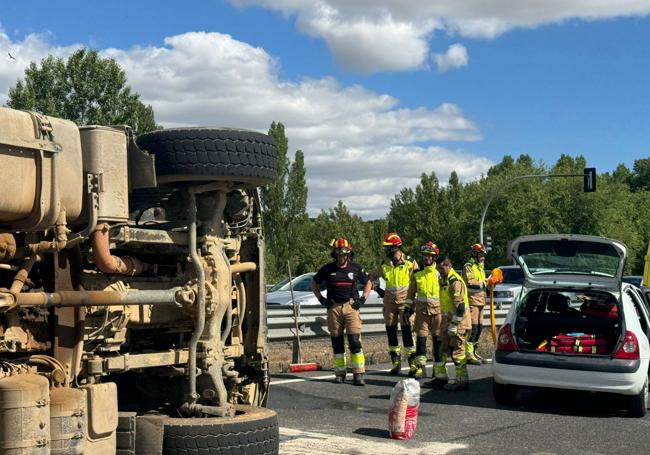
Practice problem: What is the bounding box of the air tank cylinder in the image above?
[50,387,86,455]
[0,373,50,454]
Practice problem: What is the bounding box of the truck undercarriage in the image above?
[0,109,279,454]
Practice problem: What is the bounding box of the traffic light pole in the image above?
[479,172,591,244]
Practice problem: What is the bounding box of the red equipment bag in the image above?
[581,300,618,319]
[549,333,607,354]
[552,334,606,347]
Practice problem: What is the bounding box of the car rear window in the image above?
[517,240,621,278]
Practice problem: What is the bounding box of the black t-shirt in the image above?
[313,261,368,303]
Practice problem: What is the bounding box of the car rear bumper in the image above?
[494,350,647,395]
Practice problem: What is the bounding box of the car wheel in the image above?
[492,379,518,406]
[628,379,648,418]
[136,128,278,187]
[162,405,279,454]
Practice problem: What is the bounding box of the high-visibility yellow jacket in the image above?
[407,264,440,314]
[440,268,471,329]
[407,265,440,299]
[463,258,487,307]
[370,257,417,304]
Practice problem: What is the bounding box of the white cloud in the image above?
[434,44,468,73]
[0,27,79,104]
[230,0,650,72]
[0,30,489,218]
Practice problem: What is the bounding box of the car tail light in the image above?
[614,331,640,360]
[496,323,517,352]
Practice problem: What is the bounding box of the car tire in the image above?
[492,379,518,406]
[628,379,648,418]
[136,128,278,187]
[162,405,279,454]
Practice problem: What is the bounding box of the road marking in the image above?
[271,361,492,385]
[272,367,407,385]
[279,427,466,454]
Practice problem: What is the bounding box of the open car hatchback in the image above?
[493,234,650,417]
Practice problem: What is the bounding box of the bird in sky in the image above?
[8,52,16,60]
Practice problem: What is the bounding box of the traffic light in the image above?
[485,235,493,252]
[583,168,596,193]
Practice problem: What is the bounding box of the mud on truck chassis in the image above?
[0,107,279,454]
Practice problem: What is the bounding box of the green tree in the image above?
[261,123,309,281]
[630,158,650,192]
[304,201,379,271]
[387,153,650,274]
[7,49,158,134]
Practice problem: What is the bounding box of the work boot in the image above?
[333,374,346,384]
[389,353,401,375]
[444,380,469,392]
[474,351,488,365]
[410,365,425,379]
[353,373,365,386]
[466,343,481,366]
[425,378,448,389]
[405,353,418,376]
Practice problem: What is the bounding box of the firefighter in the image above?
[311,239,372,386]
[433,257,471,391]
[463,243,488,365]
[404,242,441,379]
[369,233,418,375]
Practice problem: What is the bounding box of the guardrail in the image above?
[267,303,510,341]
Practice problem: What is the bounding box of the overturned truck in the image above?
[0,107,279,454]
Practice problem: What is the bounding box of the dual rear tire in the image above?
[162,405,279,454]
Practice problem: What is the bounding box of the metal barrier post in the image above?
[287,261,302,364]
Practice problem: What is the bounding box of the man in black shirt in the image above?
[311,238,372,386]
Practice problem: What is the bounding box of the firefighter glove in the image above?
[318,296,330,308]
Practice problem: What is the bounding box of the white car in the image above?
[493,234,650,417]
[265,272,382,306]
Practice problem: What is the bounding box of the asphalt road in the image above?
[270,362,650,454]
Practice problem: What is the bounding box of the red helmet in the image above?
[382,232,402,247]
[333,238,352,255]
[421,241,439,256]
[471,243,487,255]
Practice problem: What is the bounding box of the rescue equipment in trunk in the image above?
[537,333,608,354]
[581,300,618,319]
[537,332,607,354]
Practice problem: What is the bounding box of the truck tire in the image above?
[162,405,279,455]
[136,128,278,187]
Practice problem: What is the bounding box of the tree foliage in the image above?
[261,126,650,282]
[7,49,158,134]
[261,123,310,281]
[388,154,650,275]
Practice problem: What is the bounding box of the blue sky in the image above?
[1,1,649,217]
